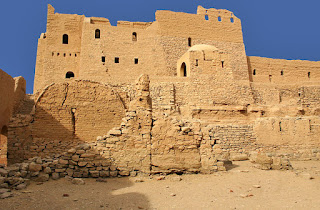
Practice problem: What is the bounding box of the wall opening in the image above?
[218,16,222,22]
[269,75,272,82]
[102,56,106,63]
[62,34,68,44]
[308,72,311,78]
[205,15,209,21]
[195,59,198,66]
[253,69,256,75]
[134,58,139,64]
[221,61,224,68]
[71,108,76,137]
[281,70,284,76]
[66,71,75,79]
[188,37,192,47]
[132,32,137,41]
[279,122,282,132]
[95,29,100,39]
[180,62,187,77]
[115,57,119,63]
[230,17,234,23]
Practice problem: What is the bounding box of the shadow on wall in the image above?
[8,80,128,164]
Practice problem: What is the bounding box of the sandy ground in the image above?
[0,161,320,210]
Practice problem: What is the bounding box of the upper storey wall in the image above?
[248,56,320,84]
[156,6,243,43]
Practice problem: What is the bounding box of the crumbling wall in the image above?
[0,69,15,166]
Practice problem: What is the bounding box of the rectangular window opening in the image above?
[134,58,139,64]
[102,56,106,63]
[195,59,198,66]
[115,57,119,63]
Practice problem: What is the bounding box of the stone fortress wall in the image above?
[2,5,320,175]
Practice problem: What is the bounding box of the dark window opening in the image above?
[205,15,209,21]
[180,62,187,77]
[188,37,192,47]
[230,17,234,23]
[253,69,256,75]
[132,32,137,41]
[195,59,198,66]
[69,53,71,56]
[115,57,119,63]
[102,56,106,62]
[95,29,100,39]
[281,70,284,76]
[52,52,54,56]
[75,53,77,57]
[279,122,282,132]
[134,58,139,64]
[57,53,60,56]
[62,34,68,44]
[221,61,224,68]
[66,71,75,79]
[218,16,222,22]
[63,53,66,57]
[308,72,311,78]
[269,75,272,82]
[71,108,76,136]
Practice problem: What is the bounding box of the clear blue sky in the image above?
[0,0,319,93]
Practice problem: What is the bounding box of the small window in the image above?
[62,34,68,44]
[69,53,71,56]
[134,58,138,64]
[132,32,137,41]
[115,57,119,63]
[221,61,224,68]
[205,15,209,21]
[188,37,192,47]
[269,75,272,82]
[195,59,198,66]
[66,71,74,79]
[218,16,222,22]
[52,52,54,56]
[75,53,77,57]
[102,56,105,62]
[230,17,234,23]
[279,122,282,132]
[308,72,311,78]
[253,69,256,75]
[57,53,60,56]
[281,70,284,76]
[95,29,100,39]
[180,62,187,77]
[63,53,66,57]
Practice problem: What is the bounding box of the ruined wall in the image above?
[0,69,15,165]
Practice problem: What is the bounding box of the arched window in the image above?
[66,71,75,79]
[180,62,187,77]
[95,29,100,39]
[62,34,68,44]
[132,32,137,41]
[188,37,192,47]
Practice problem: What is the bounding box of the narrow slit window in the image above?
[230,17,234,23]
[195,59,198,66]
[95,29,100,39]
[132,32,137,41]
[221,61,224,68]
[115,57,119,63]
[279,122,282,131]
[253,69,256,75]
[269,75,272,82]
[134,58,138,64]
[62,34,68,44]
[102,56,105,62]
[188,37,192,47]
[308,72,311,78]
[281,70,284,76]
[205,15,209,21]
[218,16,222,22]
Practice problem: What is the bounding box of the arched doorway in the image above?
[66,71,75,79]
[180,62,187,77]
[0,126,8,165]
